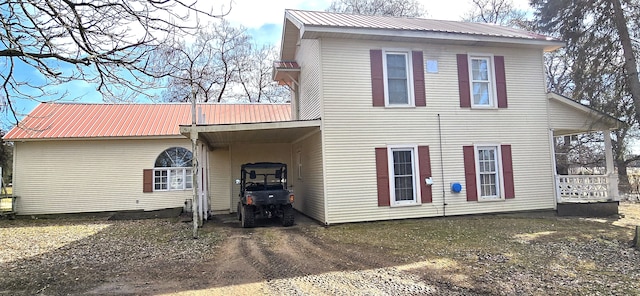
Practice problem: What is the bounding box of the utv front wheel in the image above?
[237,203,242,221]
[241,205,255,228]
[282,205,294,227]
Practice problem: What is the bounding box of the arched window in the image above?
[153,147,193,191]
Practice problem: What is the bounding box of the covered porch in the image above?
[180,119,322,228]
[548,93,623,215]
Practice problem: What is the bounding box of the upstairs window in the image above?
[457,54,507,109]
[370,49,425,107]
[153,147,193,191]
[384,51,413,106]
[470,57,494,107]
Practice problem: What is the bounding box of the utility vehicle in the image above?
[236,162,294,228]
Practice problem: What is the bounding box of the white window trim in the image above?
[382,49,415,107]
[153,167,192,192]
[473,144,505,201]
[387,145,421,206]
[467,53,498,109]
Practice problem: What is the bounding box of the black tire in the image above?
[282,205,294,227]
[237,203,242,221]
[241,205,255,228]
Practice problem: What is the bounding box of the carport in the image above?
[179,119,322,229]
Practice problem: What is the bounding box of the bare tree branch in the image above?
[326,0,425,17]
[0,0,230,125]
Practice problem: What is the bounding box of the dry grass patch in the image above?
[314,205,640,295]
[0,218,225,295]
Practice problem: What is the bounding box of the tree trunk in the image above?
[611,0,640,124]
[616,159,631,193]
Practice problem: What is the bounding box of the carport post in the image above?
[191,86,199,239]
[191,130,199,238]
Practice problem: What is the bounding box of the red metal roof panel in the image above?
[4,103,292,140]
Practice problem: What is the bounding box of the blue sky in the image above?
[4,0,531,125]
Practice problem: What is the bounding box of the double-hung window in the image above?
[388,146,419,205]
[383,51,414,106]
[154,168,192,191]
[476,145,501,199]
[469,56,495,107]
[153,147,193,191]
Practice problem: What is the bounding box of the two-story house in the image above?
[5,10,620,223]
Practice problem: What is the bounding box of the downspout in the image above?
[437,114,446,217]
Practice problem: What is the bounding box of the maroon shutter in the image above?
[143,169,153,193]
[375,148,390,206]
[501,145,515,199]
[412,51,426,107]
[370,50,385,107]
[463,146,477,201]
[418,146,432,203]
[457,54,471,108]
[495,56,508,108]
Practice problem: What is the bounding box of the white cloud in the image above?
[222,0,330,29]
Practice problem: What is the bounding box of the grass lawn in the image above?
[312,204,640,295]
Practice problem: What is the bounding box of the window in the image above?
[388,146,419,205]
[476,146,500,199]
[153,147,193,191]
[297,150,302,180]
[383,51,414,106]
[457,54,507,108]
[463,144,514,201]
[469,56,495,107]
[371,49,425,107]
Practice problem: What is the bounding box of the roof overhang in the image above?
[273,61,300,86]
[548,92,624,136]
[180,119,321,148]
[4,135,185,142]
[279,13,564,60]
[300,26,565,52]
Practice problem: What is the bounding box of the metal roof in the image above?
[286,9,555,41]
[4,103,291,140]
[279,10,563,60]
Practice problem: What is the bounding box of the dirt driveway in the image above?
[109,213,459,295]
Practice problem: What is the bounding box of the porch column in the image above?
[549,129,560,205]
[603,130,619,200]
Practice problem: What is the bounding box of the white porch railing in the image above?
[556,175,616,203]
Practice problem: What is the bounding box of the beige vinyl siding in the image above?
[296,39,322,120]
[549,98,611,133]
[229,143,292,212]
[319,39,555,224]
[291,131,325,222]
[13,138,192,215]
[209,147,231,212]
